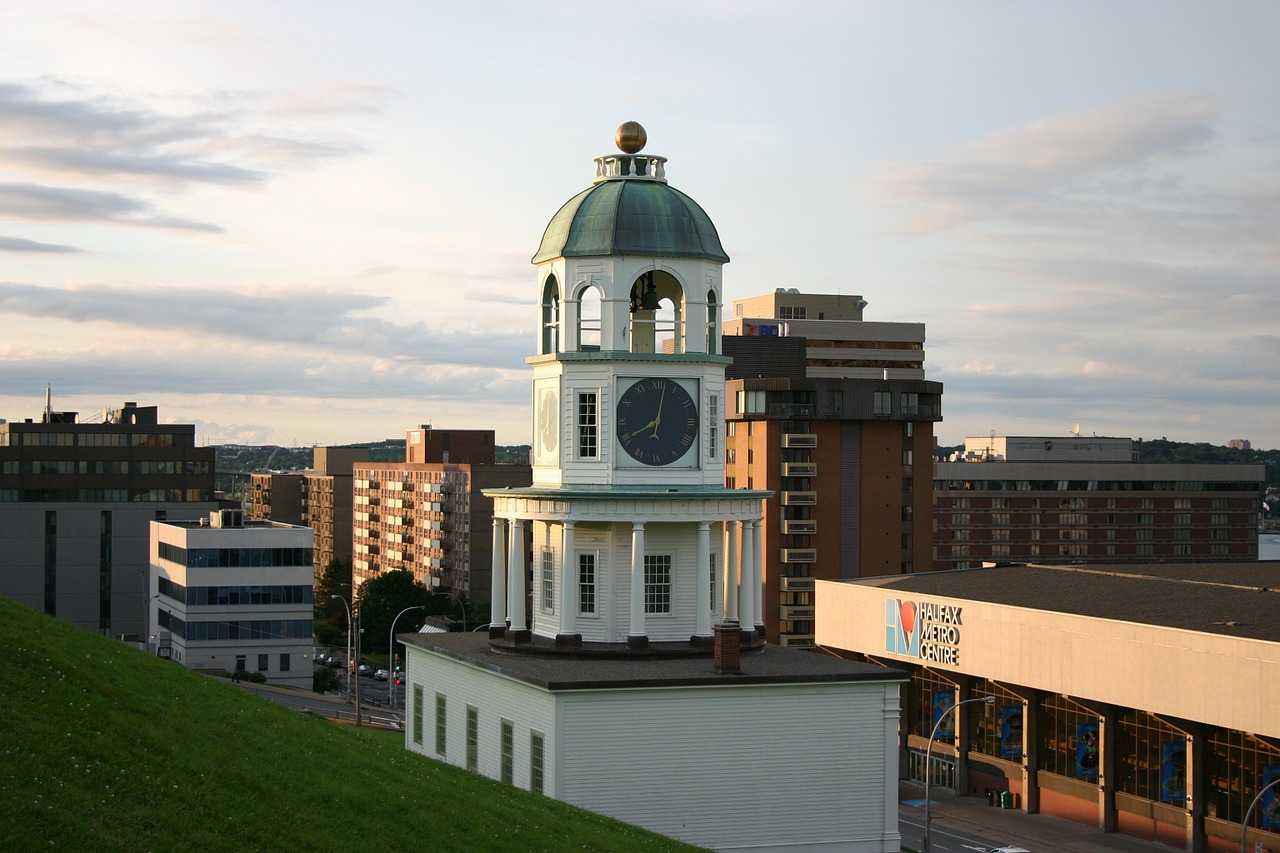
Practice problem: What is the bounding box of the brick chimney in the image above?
[713,623,741,674]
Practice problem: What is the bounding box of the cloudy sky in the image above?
[1,2,1276,449]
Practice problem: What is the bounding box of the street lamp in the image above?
[923,694,995,852]
[330,595,362,727]
[388,604,427,708]
[1241,775,1280,852]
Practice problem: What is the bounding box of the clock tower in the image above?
[486,123,769,652]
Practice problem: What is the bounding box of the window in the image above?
[466,705,478,771]
[576,392,597,458]
[992,497,1010,509]
[1137,528,1154,540]
[992,529,1010,541]
[279,654,290,672]
[902,449,913,465]
[992,513,1010,525]
[709,553,718,608]
[258,653,269,672]
[778,305,806,320]
[1136,543,1154,556]
[1174,513,1191,525]
[500,719,514,785]
[435,693,447,756]
[540,547,555,613]
[1211,513,1229,525]
[1173,543,1192,556]
[530,731,545,794]
[578,553,596,614]
[873,391,891,415]
[644,555,672,614]
[1138,513,1154,525]
[707,394,718,460]
[1173,498,1191,509]
[412,686,424,745]
[952,514,970,526]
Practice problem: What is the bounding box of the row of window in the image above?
[0,431,194,447]
[156,542,314,568]
[937,480,1258,492]
[157,576,313,606]
[0,488,210,502]
[157,612,312,641]
[538,550,719,617]
[413,688,545,794]
[1,459,211,475]
[910,676,1280,829]
[947,542,1243,559]
[951,496,1239,509]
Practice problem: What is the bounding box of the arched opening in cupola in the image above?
[705,288,720,355]
[540,275,560,355]
[628,269,684,354]
[575,283,602,351]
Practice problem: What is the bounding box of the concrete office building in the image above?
[150,508,314,688]
[402,124,908,852]
[722,290,943,647]
[817,561,1280,853]
[933,435,1264,570]
[0,399,217,640]
[351,426,531,607]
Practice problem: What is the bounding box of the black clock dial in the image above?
[616,378,697,466]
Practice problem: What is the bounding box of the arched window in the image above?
[540,275,560,355]
[576,284,601,351]
[705,288,719,355]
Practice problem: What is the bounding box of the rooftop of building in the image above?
[841,561,1280,642]
[400,631,907,691]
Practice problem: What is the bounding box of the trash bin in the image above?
[1000,791,1012,808]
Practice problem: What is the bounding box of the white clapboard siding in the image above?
[404,652,557,792]
[558,682,898,852]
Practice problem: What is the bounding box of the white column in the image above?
[751,518,765,634]
[507,519,527,633]
[738,518,755,635]
[629,522,646,640]
[695,520,712,639]
[725,521,739,622]
[489,517,506,630]
[560,519,577,636]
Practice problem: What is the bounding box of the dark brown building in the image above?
[0,400,217,639]
[723,292,943,647]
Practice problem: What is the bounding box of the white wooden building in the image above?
[401,123,909,851]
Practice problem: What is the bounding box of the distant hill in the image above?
[214,442,533,498]
[0,596,698,852]
[934,438,1278,487]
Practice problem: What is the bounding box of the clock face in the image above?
[616,378,698,466]
[538,389,558,454]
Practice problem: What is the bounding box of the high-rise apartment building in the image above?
[352,427,530,608]
[302,446,366,582]
[933,434,1265,568]
[723,290,943,647]
[0,400,217,639]
[248,472,305,526]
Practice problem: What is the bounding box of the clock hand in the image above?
[623,418,658,442]
[649,386,666,439]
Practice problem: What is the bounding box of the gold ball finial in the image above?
[615,121,647,154]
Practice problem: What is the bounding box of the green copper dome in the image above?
[533,180,729,265]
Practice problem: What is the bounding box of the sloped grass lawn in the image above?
[0,598,701,852]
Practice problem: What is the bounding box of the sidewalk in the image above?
[900,781,1179,853]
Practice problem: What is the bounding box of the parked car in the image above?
[374,669,389,681]
[326,656,343,669]
[357,664,375,677]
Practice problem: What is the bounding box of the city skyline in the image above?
[1,2,1276,448]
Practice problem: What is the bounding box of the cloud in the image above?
[0,182,222,231]
[0,235,82,253]
[0,281,527,368]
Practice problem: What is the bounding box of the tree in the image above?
[315,557,352,626]
[355,570,441,655]
[313,666,341,694]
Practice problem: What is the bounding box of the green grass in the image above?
[0,597,702,852]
